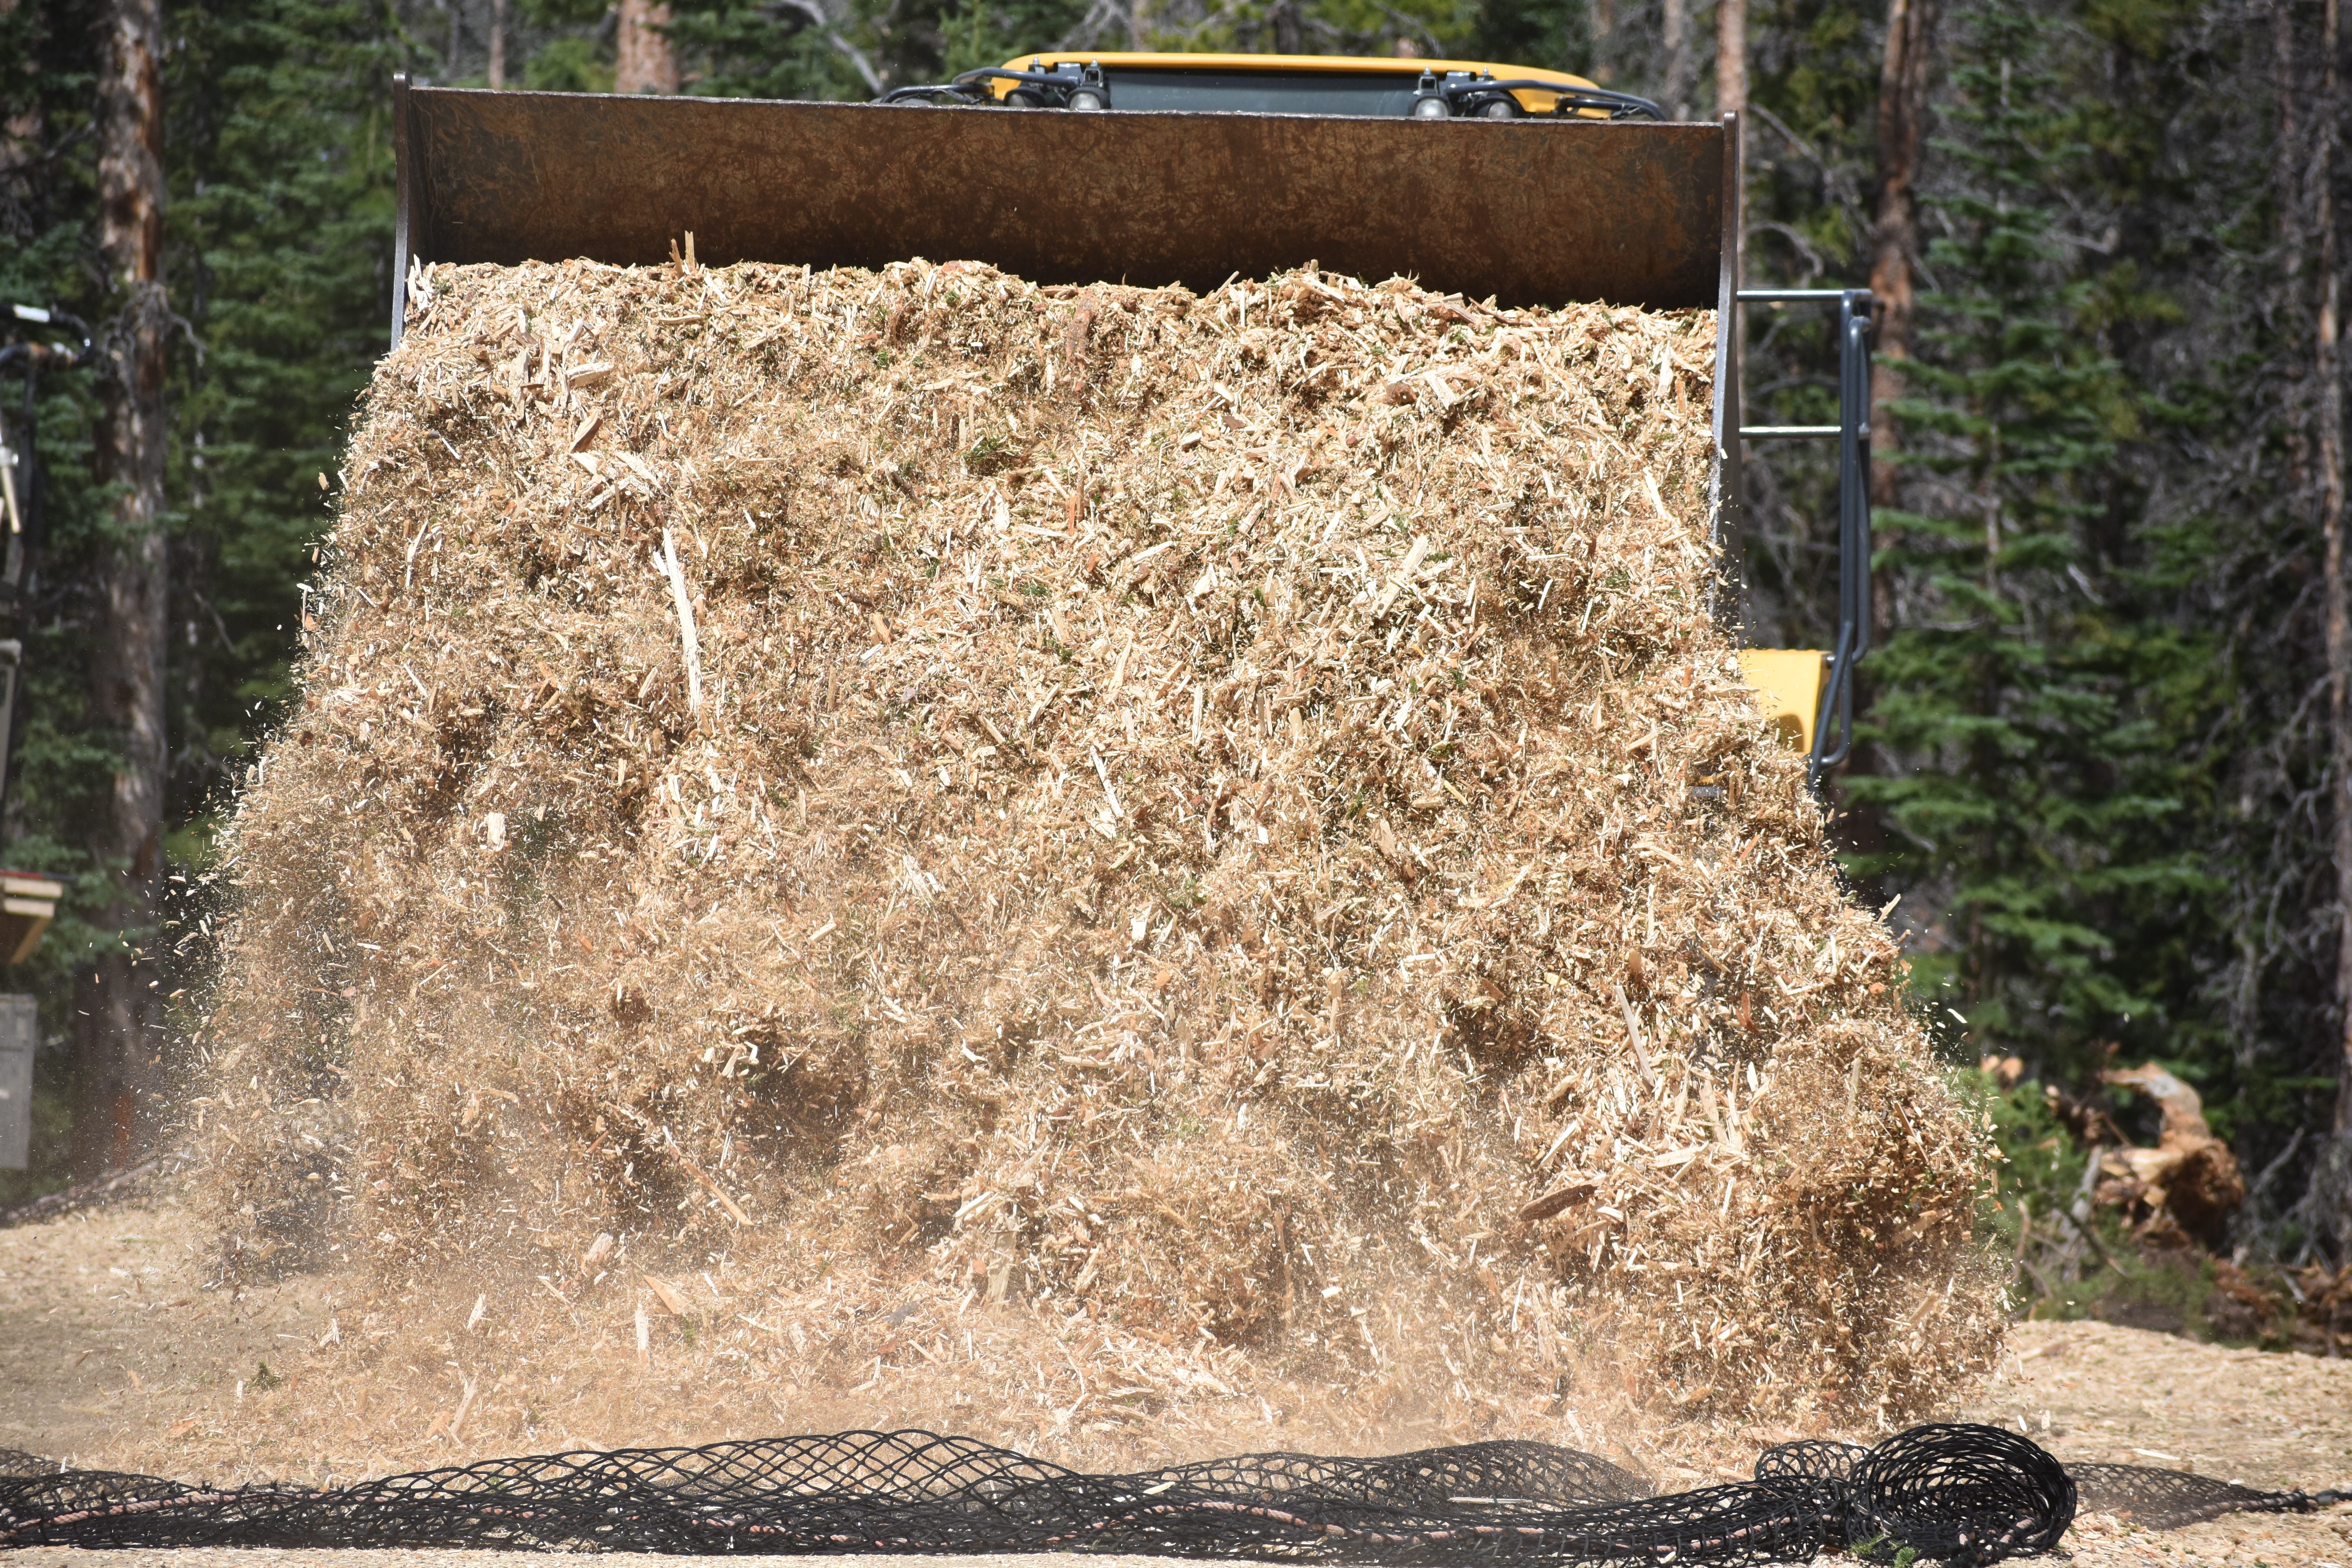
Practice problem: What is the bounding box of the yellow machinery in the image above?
[892,51,1656,120]
[1737,651,1828,754]
[387,59,1867,778]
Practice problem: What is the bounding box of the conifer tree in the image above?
[1843,0,2212,1077]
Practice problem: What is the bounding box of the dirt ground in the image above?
[4,1201,2348,1565]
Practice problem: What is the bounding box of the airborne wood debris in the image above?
[196,254,2002,1445]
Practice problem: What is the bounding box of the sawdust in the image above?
[186,249,2001,1461]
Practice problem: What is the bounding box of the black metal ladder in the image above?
[1734,287,1874,791]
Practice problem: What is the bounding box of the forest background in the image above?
[3,0,2350,1310]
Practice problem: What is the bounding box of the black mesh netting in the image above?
[0,1423,2339,1566]
[2069,1462,2338,1530]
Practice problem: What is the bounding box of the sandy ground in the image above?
[4,1203,2349,1564]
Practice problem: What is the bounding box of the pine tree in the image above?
[0,0,415,1201]
[167,0,410,791]
[1843,0,2217,1078]
[2,0,136,1198]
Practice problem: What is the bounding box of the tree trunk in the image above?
[1861,0,1934,682]
[2277,0,2311,505]
[2316,0,2351,1260]
[1715,0,1746,118]
[1659,0,1693,122]
[615,0,679,94]
[1271,0,1301,55]
[0,74,38,208]
[490,0,507,89]
[74,0,169,1180]
[1826,0,1935,845]
[2277,0,2300,257]
[1867,0,1934,515]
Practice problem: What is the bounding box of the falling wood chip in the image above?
[448,1375,479,1440]
[644,1274,694,1318]
[1374,536,1430,615]
[206,255,1995,1432]
[659,527,703,719]
[1517,1183,1596,1223]
[666,1139,753,1226]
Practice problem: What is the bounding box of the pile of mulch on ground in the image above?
[192,248,2002,1447]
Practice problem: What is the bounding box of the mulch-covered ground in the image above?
[5,1201,2346,1563]
[1953,1317,2352,1566]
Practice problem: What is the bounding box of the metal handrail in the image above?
[1733,286,1874,793]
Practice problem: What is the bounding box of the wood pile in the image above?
[193,249,2002,1448]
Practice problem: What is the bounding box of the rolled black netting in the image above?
[0,1424,2338,1566]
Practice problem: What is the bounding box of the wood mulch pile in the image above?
[190,247,1997,1461]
